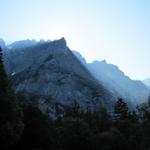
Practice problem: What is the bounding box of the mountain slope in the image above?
[3,38,114,114]
[74,51,149,105]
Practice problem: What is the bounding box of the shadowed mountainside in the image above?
[3,38,114,115]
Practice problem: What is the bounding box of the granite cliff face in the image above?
[74,51,149,105]
[3,38,114,114]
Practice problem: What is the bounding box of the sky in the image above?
[0,0,150,80]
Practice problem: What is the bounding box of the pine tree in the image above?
[0,47,24,149]
[0,47,8,95]
[114,98,129,120]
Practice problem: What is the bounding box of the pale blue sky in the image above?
[0,0,150,80]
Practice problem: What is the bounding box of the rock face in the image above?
[4,38,114,114]
[74,51,149,105]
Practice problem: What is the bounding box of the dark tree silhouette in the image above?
[114,98,129,120]
[0,47,24,149]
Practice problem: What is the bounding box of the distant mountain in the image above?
[74,51,149,105]
[7,39,39,49]
[0,38,6,50]
[3,38,114,115]
[143,78,150,89]
[7,39,49,49]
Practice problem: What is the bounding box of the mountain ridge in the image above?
[73,51,149,105]
[1,38,149,113]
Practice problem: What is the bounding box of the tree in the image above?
[64,100,82,119]
[16,104,56,150]
[0,47,24,149]
[114,98,129,120]
[0,47,8,94]
[57,119,91,150]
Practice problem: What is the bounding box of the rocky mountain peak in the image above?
[53,37,67,48]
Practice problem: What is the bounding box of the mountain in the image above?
[3,38,114,115]
[0,39,6,50]
[74,51,149,105]
[143,78,150,89]
[7,39,39,49]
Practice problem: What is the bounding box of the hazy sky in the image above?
[1,0,150,80]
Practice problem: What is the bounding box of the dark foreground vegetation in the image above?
[0,46,150,150]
